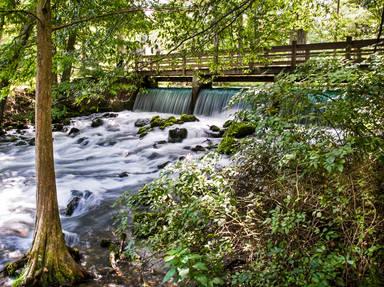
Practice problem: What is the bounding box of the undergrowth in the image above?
[115,55,384,286]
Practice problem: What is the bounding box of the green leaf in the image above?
[162,268,176,283]
[193,262,208,271]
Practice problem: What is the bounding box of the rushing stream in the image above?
[0,110,230,276]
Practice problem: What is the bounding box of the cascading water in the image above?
[0,110,228,283]
[0,86,245,285]
[194,88,242,116]
[133,88,192,114]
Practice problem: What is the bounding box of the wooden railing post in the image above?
[264,50,269,67]
[149,57,153,72]
[346,36,352,60]
[182,55,187,75]
[291,40,297,69]
[305,48,310,61]
[213,33,219,74]
[156,51,160,73]
[357,47,362,62]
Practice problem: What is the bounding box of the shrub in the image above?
[116,56,384,286]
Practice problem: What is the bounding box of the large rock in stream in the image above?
[135,118,150,127]
[168,128,188,143]
[68,127,80,137]
[65,190,93,216]
[91,118,104,128]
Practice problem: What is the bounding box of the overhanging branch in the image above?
[52,6,194,32]
[0,9,41,24]
[165,0,256,55]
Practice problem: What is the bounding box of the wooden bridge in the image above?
[137,37,383,83]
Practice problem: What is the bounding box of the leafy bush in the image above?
[115,154,234,285]
[116,56,384,286]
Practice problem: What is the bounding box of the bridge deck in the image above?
[136,38,383,82]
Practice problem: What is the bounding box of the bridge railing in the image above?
[136,37,383,76]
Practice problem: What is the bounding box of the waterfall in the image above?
[194,88,241,116]
[134,88,192,114]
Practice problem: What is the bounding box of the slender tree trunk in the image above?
[21,0,87,285]
[0,81,9,130]
[0,21,33,130]
[61,31,77,82]
[374,6,384,52]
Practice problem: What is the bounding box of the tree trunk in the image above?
[375,6,384,52]
[61,31,77,82]
[21,0,87,285]
[0,81,9,129]
[0,21,33,130]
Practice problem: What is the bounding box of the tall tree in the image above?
[21,0,88,285]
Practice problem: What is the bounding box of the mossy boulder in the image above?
[217,122,255,155]
[210,125,221,132]
[180,114,199,122]
[223,119,233,128]
[137,126,152,138]
[160,116,177,130]
[217,136,239,155]
[168,128,188,143]
[91,118,104,128]
[226,122,255,138]
[150,115,164,128]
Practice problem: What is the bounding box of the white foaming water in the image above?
[0,111,230,269]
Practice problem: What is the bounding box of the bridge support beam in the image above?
[189,75,212,114]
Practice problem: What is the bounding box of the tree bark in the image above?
[21,0,87,285]
[61,31,77,82]
[0,81,9,130]
[0,21,33,130]
[375,6,384,52]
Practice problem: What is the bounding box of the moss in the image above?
[217,121,254,155]
[180,114,199,122]
[160,116,177,130]
[5,262,18,277]
[12,273,25,287]
[217,136,239,155]
[137,126,152,138]
[225,122,255,139]
[210,125,221,132]
[150,115,161,123]
[150,116,164,128]
[223,119,233,128]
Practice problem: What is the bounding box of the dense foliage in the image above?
[116,56,384,286]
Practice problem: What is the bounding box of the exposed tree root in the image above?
[0,255,28,277]
[0,245,90,286]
